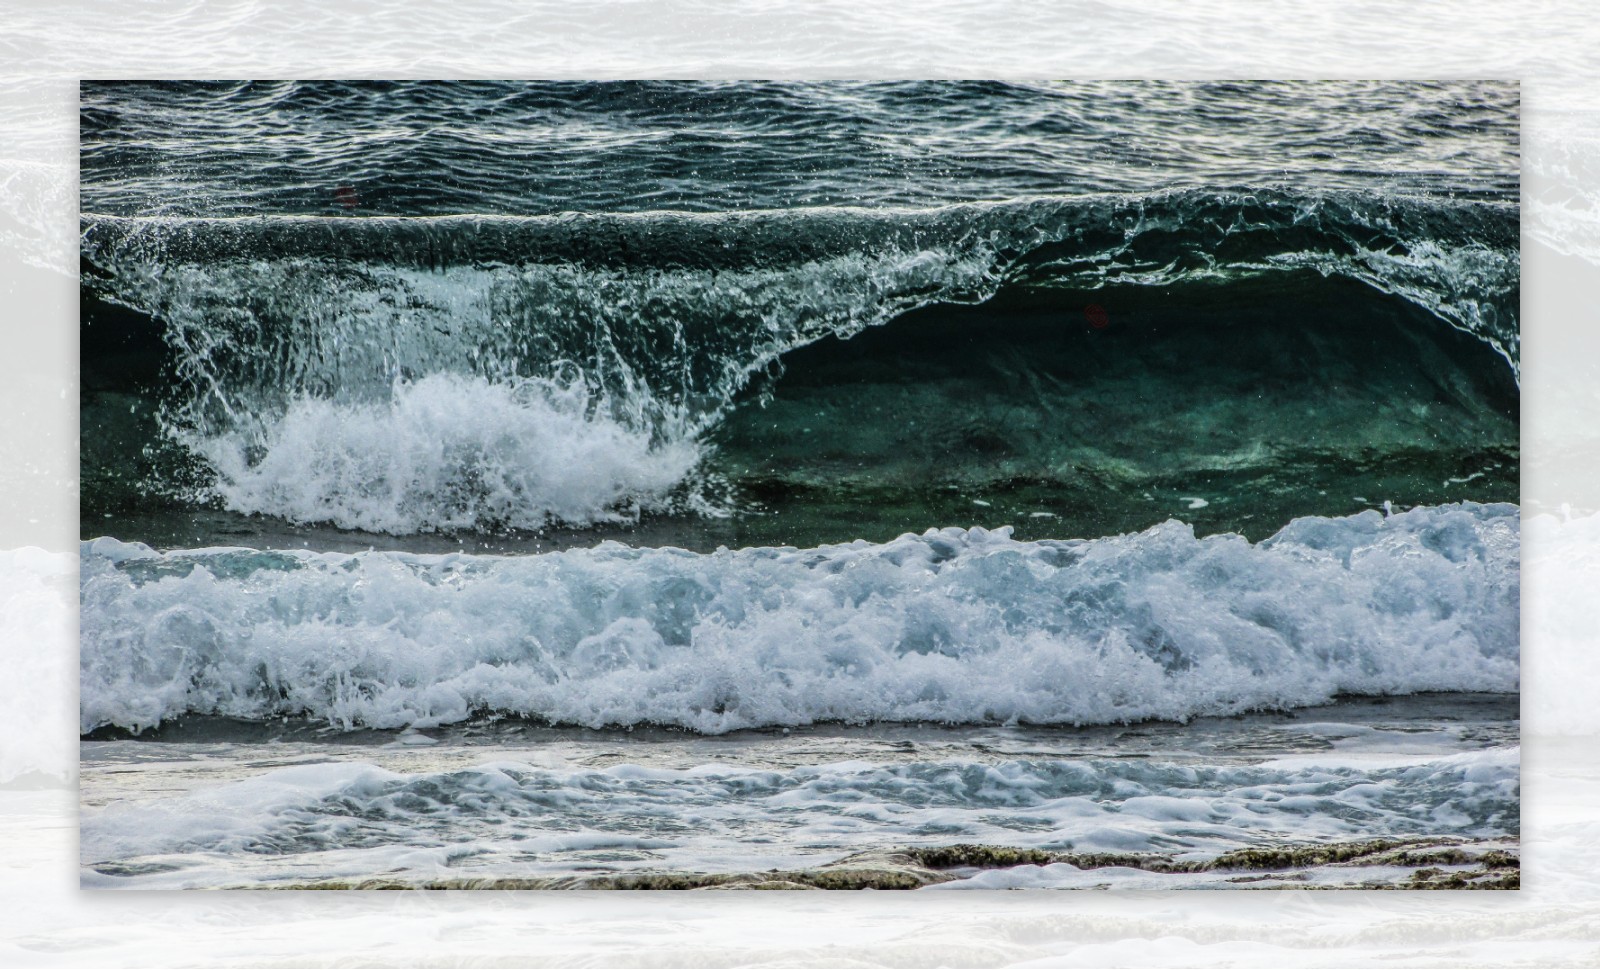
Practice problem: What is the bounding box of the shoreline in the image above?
[247,838,1522,891]
[80,693,1520,890]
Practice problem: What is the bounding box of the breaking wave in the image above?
[80,502,1519,734]
[80,190,1519,534]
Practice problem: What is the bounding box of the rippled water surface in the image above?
[80,80,1520,215]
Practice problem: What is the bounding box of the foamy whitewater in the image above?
[197,373,702,534]
[78,81,1521,889]
[81,503,1518,735]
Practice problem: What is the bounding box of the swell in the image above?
[80,190,1519,537]
[79,502,1520,735]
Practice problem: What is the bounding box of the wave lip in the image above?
[78,193,1523,413]
[80,193,1521,376]
[79,502,1519,735]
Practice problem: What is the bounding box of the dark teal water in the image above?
[79,81,1519,549]
[79,80,1520,216]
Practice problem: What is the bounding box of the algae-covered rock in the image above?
[257,837,1519,891]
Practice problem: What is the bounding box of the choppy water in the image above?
[78,80,1520,889]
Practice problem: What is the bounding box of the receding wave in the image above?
[80,502,1519,735]
[81,190,1519,535]
[81,748,1520,890]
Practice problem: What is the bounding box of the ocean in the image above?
[78,80,1520,890]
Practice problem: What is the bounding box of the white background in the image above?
[2,2,1598,965]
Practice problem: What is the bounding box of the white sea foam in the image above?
[80,502,1519,734]
[194,373,703,534]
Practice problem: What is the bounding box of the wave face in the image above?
[81,191,1519,540]
[80,502,1519,734]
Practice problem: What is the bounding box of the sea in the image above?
[78,80,1521,890]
